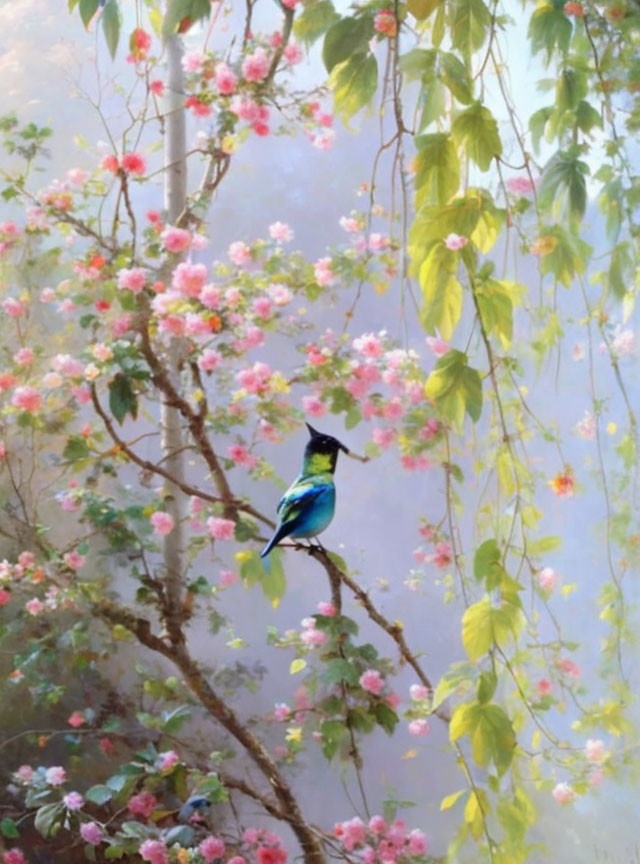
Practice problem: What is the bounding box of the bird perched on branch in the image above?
[261,423,367,558]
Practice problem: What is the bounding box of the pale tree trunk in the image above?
[161,33,188,643]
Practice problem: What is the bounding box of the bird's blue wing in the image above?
[278,478,332,526]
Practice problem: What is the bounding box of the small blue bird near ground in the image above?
[261,423,366,558]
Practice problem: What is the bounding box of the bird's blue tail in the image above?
[261,523,292,558]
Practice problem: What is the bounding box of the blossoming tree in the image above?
[0,0,638,862]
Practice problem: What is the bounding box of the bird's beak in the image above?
[344,449,369,463]
[305,422,321,438]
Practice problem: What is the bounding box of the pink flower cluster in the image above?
[300,616,327,647]
[334,816,428,862]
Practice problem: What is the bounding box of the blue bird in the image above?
[261,423,353,558]
[178,795,211,822]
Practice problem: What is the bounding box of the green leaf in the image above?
[162,704,191,733]
[419,244,463,340]
[538,150,589,228]
[325,658,359,686]
[163,0,211,39]
[63,435,91,462]
[399,48,437,82]
[607,242,633,300]
[102,0,120,58]
[477,670,497,703]
[528,4,572,61]
[418,78,446,130]
[294,1,339,44]
[529,106,553,154]
[575,100,603,136]
[462,597,523,661]
[290,658,307,675]
[85,785,114,805]
[537,224,591,286]
[108,374,138,425]
[475,278,516,348]
[34,802,64,839]
[440,790,466,811]
[261,547,286,605]
[407,0,442,19]
[440,52,473,104]
[415,134,460,207]
[450,0,491,57]
[452,103,502,171]
[329,53,378,122]
[470,703,516,775]
[556,67,587,113]
[0,818,19,839]
[473,539,507,590]
[424,350,483,431]
[374,702,399,734]
[322,16,373,72]
[320,719,348,760]
[79,0,99,29]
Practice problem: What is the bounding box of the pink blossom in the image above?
[382,398,404,421]
[571,342,585,361]
[556,657,580,678]
[100,154,119,173]
[112,314,133,337]
[252,296,272,319]
[268,284,293,306]
[127,790,157,819]
[67,168,88,186]
[68,710,86,728]
[63,791,84,810]
[199,836,226,863]
[314,256,336,286]
[40,287,56,303]
[182,50,206,73]
[589,767,604,787]
[575,410,596,439]
[283,43,303,65]
[228,858,248,864]
[302,395,327,417]
[162,225,191,254]
[45,766,66,785]
[72,384,92,405]
[198,349,222,372]
[369,815,387,834]
[3,298,25,318]
[199,284,221,309]
[151,511,174,536]
[219,569,238,587]
[0,588,10,606]
[25,597,44,616]
[139,839,168,864]
[63,550,86,571]
[372,427,395,449]
[552,782,575,805]
[3,851,26,864]
[408,718,430,737]
[207,517,236,540]
[537,678,552,696]
[409,684,430,701]
[336,817,367,851]
[506,176,536,195]
[13,347,33,366]
[11,386,42,414]
[269,222,293,243]
[15,765,33,783]
[228,444,257,468]
[353,332,383,358]
[230,96,262,124]
[407,829,428,856]
[117,267,147,293]
[52,354,84,376]
[256,848,287,864]
[311,130,335,150]
[444,233,468,251]
[172,262,208,297]
[317,601,336,616]
[426,336,450,357]
[368,233,389,252]
[432,541,453,569]
[585,738,606,763]
[80,822,103,845]
[121,152,146,175]
[613,328,634,355]
[215,62,237,95]
[359,669,384,695]
[537,566,558,592]
[228,241,252,267]
[273,703,290,721]
[374,9,398,36]
[243,48,269,82]
[339,216,362,233]
[300,627,327,646]
[157,750,180,772]
[150,79,165,96]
